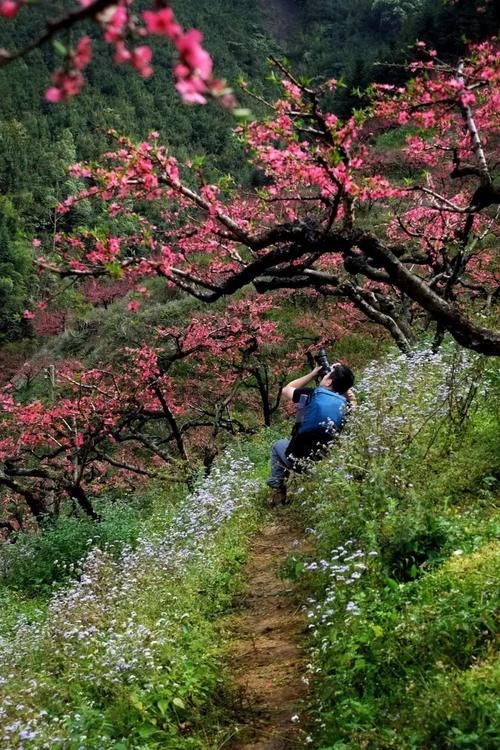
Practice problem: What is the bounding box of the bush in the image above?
[0,500,144,596]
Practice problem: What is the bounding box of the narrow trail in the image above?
[227,515,309,750]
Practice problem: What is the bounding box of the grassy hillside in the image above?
[284,346,500,747]
[0,343,498,748]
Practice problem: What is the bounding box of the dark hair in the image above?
[328,364,354,394]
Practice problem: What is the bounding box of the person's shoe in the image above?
[280,486,291,506]
[269,486,288,506]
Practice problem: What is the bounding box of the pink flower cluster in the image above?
[2,1,232,107]
[143,8,214,104]
[45,36,92,102]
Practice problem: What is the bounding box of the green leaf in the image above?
[233,108,253,122]
[371,624,384,638]
[137,724,157,738]
[52,40,67,58]
[104,261,124,280]
[329,151,342,166]
[385,577,399,590]
[172,696,186,710]
[129,693,144,712]
[157,699,168,716]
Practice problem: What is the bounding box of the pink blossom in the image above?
[177,29,213,79]
[45,55,87,102]
[131,45,153,78]
[45,87,63,103]
[175,77,207,105]
[459,90,476,107]
[325,114,339,129]
[143,8,181,39]
[0,1,20,19]
[103,5,128,43]
[114,41,131,64]
[73,36,92,69]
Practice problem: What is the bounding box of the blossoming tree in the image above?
[0,298,282,526]
[1,3,497,353]
[34,37,499,355]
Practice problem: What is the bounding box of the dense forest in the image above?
[0,1,499,749]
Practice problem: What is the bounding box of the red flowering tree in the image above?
[0,298,283,526]
[35,38,499,355]
[81,277,132,307]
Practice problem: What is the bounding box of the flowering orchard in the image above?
[1,5,497,354]
[29,36,500,355]
[0,1,233,106]
[0,298,282,528]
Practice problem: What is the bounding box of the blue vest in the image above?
[297,387,347,435]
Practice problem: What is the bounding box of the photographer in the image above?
[266,358,355,505]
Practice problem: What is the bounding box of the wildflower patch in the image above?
[0,454,259,749]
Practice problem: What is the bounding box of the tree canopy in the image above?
[38,39,499,355]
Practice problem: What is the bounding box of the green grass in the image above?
[282,346,500,748]
[0,498,147,598]
[0,455,261,749]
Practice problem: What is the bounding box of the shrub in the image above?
[0,499,145,596]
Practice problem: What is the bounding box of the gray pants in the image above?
[266,438,294,489]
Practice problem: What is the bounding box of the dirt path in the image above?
[227,515,309,749]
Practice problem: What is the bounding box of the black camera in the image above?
[315,348,332,377]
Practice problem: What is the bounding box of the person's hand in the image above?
[344,388,357,408]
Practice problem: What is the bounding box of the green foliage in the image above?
[0,499,146,596]
[0,587,46,641]
[0,198,32,341]
[286,0,499,116]
[307,543,499,749]
[0,455,260,748]
[331,330,391,372]
[284,346,499,747]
